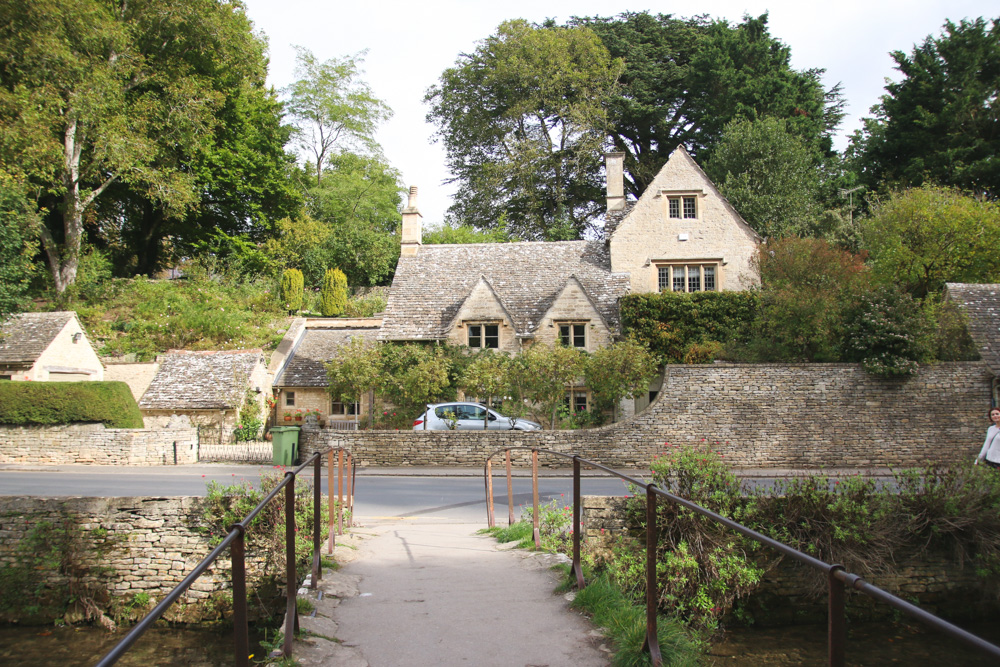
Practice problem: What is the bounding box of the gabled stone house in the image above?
[138,349,269,429]
[270,318,382,427]
[378,146,760,415]
[0,311,104,382]
[946,282,1000,404]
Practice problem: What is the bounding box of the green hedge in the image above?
[620,291,760,362]
[0,381,144,428]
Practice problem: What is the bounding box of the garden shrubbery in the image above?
[0,381,143,428]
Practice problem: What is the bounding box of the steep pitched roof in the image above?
[379,241,630,341]
[275,327,380,387]
[0,311,75,365]
[946,283,1000,374]
[139,349,264,410]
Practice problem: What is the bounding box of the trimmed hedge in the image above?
[620,291,760,362]
[0,381,144,428]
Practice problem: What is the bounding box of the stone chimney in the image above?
[400,186,422,256]
[605,152,626,213]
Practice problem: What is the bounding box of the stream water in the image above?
[708,620,1000,665]
[0,625,268,666]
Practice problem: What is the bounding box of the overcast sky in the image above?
[241,0,995,226]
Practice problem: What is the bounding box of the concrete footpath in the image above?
[290,521,610,667]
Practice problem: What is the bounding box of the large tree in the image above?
[0,0,274,293]
[284,47,391,186]
[850,18,1000,198]
[861,185,1000,298]
[569,12,844,198]
[705,116,820,239]
[426,20,622,240]
[0,173,37,319]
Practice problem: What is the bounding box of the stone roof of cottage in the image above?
[602,202,636,240]
[275,327,380,387]
[0,311,75,365]
[946,283,1000,374]
[379,241,630,341]
[139,349,264,410]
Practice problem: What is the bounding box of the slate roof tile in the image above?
[0,311,74,365]
[139,349,264,410]
[379,241,630,341]
[946,283,1000,374]
[276,328,380,387]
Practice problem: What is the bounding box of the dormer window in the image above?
[558,322,587,348]
[468,323,499,349]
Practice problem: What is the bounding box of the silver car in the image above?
[412,402,541,431]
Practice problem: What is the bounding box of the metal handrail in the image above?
[483,446,1000,667]
[96,448,356,667]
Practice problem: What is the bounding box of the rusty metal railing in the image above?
[484,447,1000,667]
[96,448,356,667]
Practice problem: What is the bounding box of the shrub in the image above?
[320,268,348,317]
[839,284,934,376]
[0,381,143,428]
[279,268,304,314]
[620,291,759,363]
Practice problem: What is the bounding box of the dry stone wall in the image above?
[301,362,992,469]
[0,496,260,624]
[0,423,198,465]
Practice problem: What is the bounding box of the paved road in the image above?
[0,464,634,522]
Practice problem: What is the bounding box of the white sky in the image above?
[241,0,995,226]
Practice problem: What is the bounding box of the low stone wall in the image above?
[0,423,198,465]
[301,362,991,469]
[0,496,271,625]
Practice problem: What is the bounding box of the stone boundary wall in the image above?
[0,423,198,465]
[0,496,253,624]
[301,362,992,469]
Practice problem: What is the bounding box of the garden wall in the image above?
[0,422,198,465]
[0,496,258,625]
[301,362,992,469]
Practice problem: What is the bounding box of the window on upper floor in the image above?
[656,263,718,293]
[468,323,499,349]
[558,322,587,348]
[667,196,698,219]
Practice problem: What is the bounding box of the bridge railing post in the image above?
[230,524,249,667]
[283,472,298,658]
[829,566,846,667]
[505,449,514,526]
[531,449,541,549]
[312,454,321,588]
[572,456,585,589]
[641,484,662,666]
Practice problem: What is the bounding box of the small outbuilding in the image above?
[0,311,104,382]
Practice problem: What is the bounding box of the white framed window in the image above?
[558,322,586,348]
[667,195,698,219]
[656,263,719,292]
[468,323,499,349]
[331,400,359,416]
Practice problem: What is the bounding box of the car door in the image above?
[455,404,484,430]
[486,409,510,430]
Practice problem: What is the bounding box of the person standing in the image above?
[974,407,1000,468]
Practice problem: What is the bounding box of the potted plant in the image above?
[294,409,303,422]
[283,411,292,422]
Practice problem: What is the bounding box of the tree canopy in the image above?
[0,0,285,292]
[850,17,1000,198]
[426,19,622,240]
[569,12,844,198]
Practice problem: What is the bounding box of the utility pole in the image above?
[839,186,864,226]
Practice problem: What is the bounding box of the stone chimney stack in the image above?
[400,186,422,256]
[605,152,626,213]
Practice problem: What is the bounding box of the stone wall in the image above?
[301,362,992,469]
[0,496,254,624]
[0,422,198,465]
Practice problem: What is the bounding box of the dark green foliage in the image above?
[280,268,304,314]
[839,284,933,376]
[0,173,37,319]
[570,12,843,197]
[619,291,760,363]
[0,381,143,428]
[320,268,348,317]
[851,17,1000,197]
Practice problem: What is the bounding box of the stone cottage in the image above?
[0,311,104,382]
[378,146,760,413]
[946,282,1000,404]
[270,318,382,428]
[138,349,269,431]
